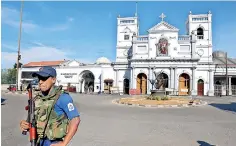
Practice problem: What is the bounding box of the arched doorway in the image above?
[197,79,204,96]
[154,72,168,90]
[178,73,190,95]
[79,70,95,94]
[123,79,129,94]
[136,73,147,94]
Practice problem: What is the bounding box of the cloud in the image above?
[1,7,38,33]
[47,17,75,31]
[1,45,71,69]
[1,6,74,33]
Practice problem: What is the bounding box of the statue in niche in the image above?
[154,72,168,90]
[155,38,169,56]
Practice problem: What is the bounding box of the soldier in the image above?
[20,66,81,146]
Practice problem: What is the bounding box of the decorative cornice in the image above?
[128,58,200,62]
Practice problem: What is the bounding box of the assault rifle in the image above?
[22,83,37,146]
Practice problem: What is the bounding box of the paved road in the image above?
[1,92,236,146]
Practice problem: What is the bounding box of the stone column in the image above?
[170,67,174,89]
[130,68,133,89]
[132,67,136,89]
[229,76,232,95]
[174,67,178,95]
[116,69,119,87]
[148,67,152,94]
[208,69,214,96]
[191,67,197,96]
[101,70,104,92]
[114,70,117,86]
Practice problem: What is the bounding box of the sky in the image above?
[1,1,236,69]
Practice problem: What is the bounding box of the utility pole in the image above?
[226,52,228,96]
[16,0,24,91]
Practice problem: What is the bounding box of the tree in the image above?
[1,69,9,84]
[1,62,23,84]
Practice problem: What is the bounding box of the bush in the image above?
[146,96,170,101]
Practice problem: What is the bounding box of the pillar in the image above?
[101,70,104,92]
[191,67,197,96]
[130,68,133,89]
[174,67,178,94]
[208,69,214,96]
[132,67,135,89]
[170,67,174,89]
[229,76,232,95]
[148,67,152,94]
[116,69,119,87]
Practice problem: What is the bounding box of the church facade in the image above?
[114,11,214,96]
[18,11,236,96]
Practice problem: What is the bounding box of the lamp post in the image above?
[225,52,228,96]
[16,0,24,91]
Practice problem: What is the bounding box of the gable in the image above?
[60,60,80,67]
[122,27,132,33]
[148,21,179,33]
[68,60,80,67]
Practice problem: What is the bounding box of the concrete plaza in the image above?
[1,92,236,146]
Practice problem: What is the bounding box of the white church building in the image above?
[18,11,236,96]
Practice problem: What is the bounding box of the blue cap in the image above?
[32,66,57,78]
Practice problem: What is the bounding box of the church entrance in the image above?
[79,70,95,94]
[178,73,190,96]
[123,78,129,94]
[136,73,147,94]
[197,79,204,96]
[155,73,168,90]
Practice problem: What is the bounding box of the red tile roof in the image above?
[23,60,65,67]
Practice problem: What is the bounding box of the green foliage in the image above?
[1,68,17,84]
[1,62,22,84]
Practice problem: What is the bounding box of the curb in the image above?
[3,91,28,95]
[112,99,208,108]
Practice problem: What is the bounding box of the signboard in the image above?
[59,72,79,83]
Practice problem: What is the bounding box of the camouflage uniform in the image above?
[34,86,69,142]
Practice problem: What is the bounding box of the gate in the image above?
[232,85,236,96]
[214,85,222,96]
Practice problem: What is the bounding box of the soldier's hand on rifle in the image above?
[20,120,30,132]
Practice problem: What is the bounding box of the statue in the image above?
[154,72,168,90]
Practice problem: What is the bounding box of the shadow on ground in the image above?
[1,98,7,105]
[209,102,236,113]
[197,140,216,146]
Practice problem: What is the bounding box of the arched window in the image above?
[197,28,204,39]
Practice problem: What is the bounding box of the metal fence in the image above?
[214,85,222,96]
[214,85,236,96]
[232,85,236,96]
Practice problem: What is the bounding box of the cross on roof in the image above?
[159,13,166,21]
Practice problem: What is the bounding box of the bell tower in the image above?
[186,11,213,62]
[116,15,139,63]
